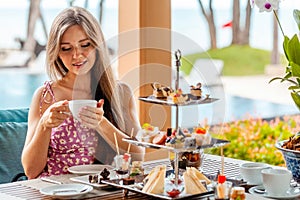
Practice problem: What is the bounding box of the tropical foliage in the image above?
[206,115,300,166]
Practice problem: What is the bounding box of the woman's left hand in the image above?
[78,99,104,129]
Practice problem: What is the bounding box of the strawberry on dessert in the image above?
[192,126,211,146]
[195,127,206,134]
[170,89,188,104]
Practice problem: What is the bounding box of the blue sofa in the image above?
[0,108,29,183]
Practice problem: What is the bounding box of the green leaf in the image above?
[283,36,290,61]
[285,34,300,66]
[288,86,300,90]
[297,78,300,85]
[290,61,300,77]
[293,9,300,31]
[291,92,300,110]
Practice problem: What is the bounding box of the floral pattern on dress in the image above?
[40,117,98,177]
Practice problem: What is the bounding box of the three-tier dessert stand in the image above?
[123,50,229,188]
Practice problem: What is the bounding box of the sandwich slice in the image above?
[187,167,211,185]
[184,167,208,194]
[142,165,166,194]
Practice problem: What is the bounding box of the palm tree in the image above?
[23,0,47,57]
[196,0,252,49]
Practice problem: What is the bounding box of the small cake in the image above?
[152,132,167,145]
[136,123,160,143]
[89,174,99,183]
[190,83,202,97]
[100,168,110,183]
[192,127,211,146]
[122,177,135,185]
[171,89,188,104]
[151,82,173,100]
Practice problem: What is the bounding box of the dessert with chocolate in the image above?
[99,168,110,183]
[190,82,202,98]
[89,174,99,183]
[151,82,173,100]
[122,177,135,185]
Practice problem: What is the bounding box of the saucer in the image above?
[249,185,300,199]
[40,183,93,199]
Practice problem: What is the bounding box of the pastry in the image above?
[192,126,211,146]
[89,174,99,183]
[122,177,135,185]
[100,168,110,180]
[170,89,188,104]
[152,132,167,145]
[190,82,202,97]
[136,123,160,143]
[151,82,173,99]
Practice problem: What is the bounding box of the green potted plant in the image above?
[251,0,300,181]
[254,3,300,110]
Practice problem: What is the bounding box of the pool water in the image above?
[176,95,299,127]
[0,71,298,125]
[0,71,48,109]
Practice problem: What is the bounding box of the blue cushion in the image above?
[0,108,29,122]
[0,122,27,183]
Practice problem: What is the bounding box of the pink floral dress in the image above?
[40,81,98,177]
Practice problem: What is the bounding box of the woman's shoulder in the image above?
[32,81,52,99]
[31,81,56,111]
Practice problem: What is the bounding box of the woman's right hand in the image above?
[41,100,70,128]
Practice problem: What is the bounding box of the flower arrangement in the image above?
[250,0,300,109]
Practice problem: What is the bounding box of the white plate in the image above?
[249,185,300,199]
[68,164,113,175]
[39,183,93,199]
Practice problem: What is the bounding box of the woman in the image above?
[22,6,144,179]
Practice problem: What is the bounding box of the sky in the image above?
[0,0,298,51]
[0,0,298,9]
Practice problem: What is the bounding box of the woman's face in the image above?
[58,25,96,75]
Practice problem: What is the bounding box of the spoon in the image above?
[41,177,63,185]
[254,187,265,194]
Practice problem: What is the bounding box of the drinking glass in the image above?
[114,154,131,179]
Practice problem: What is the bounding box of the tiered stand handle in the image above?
[173,49,181,187]
[174,49,181,131]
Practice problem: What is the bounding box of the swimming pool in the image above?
[0,70,298,125]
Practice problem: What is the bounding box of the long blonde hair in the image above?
[46,6,125,131]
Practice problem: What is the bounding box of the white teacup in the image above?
[261,168,292,197]
[69,100,97,120]
[240,162,270,185]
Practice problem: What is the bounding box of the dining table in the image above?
[0,154,290,200]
